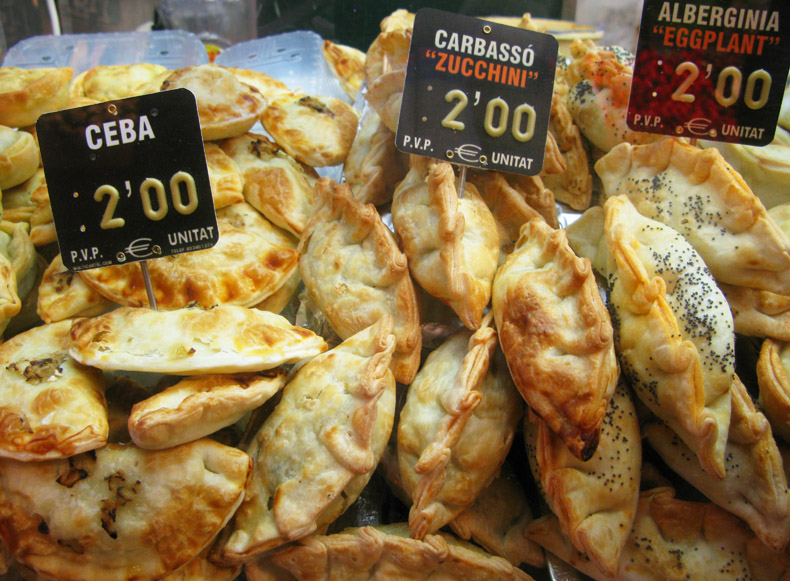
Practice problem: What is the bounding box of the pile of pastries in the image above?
[0,8,789,580]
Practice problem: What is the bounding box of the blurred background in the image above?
[0,0,642,61]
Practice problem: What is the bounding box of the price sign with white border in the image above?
[396,8,558,175]
[627,0,790,146]
[37,88,218,272]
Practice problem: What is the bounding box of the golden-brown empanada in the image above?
[343,104,409,207]
[261,93,359,167]
[77,219,298,310]
[0,243,19,334]
[605,195,734,478]
[493,217,617,460]
[364,28,411,133]
[450,462,545,569]
[222,66,293,103]
[28,173,57,247]
[246,523,532,581]
[219,132,318,236]
[564,205,608,277]
[219,317,396,561]
[524,380,641,577]
[597,136,790,295]
[322,39,366,100]
[498,172,559,229]
[0,125,39,191]
[129,370,286,450]
[757,337,790,444]
[392,156,499,330]
[1,167,42,224]
[398,315,524,539]
[645,376,790,552]
[299,178,421,384]
[37,253,115,324]
[161,64,267,141]
[163,546,241,581]
[69,305,327,375]
[526,487,786,580]
[204,141,244,210]
[0,67,72,128]
[215,200,299,251]
[0,440,251,581]
[0,320,107,461]
[69,63,169,103]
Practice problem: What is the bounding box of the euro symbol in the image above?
[685,118,712,136]
[454,143,482,164]
[126,237,154,259]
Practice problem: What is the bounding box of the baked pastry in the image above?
[219,132,318,236]
[757,338,790,444]
[564,205,608,276]
[77,219,299,310]
[29,173,56,247]
[364,28,411,133]
[565,40,657,152]
[68,305,328,375]
[204,142,244,210]
[245,523,532,581]
[524,380,641,577]
[526,487,785,580]
[392,156,499,330]
[37,253,114,324]
[342,104,409,206]
[542,72,594,210]
[0,66,72,127]
[128,370,287,450]
[0,320,107,461]
[299,178,421,384]
[380,8,414,32]
[645,376,790,552]
[222,66,293,103]
[0,125,39,190]
[0,439,251,581]
[219,317,396,561]
[261,93,359,167]
[161,64,267,141]
[398,315,524,538]
[495,172,559,228]
[1,167,42,224]
[68,63,170,103]
[596,137,790,295]
[322,39,366,100]
[450,462,545,569]
[605,195,734,479]
[492,218,618,460]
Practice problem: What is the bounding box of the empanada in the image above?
[526,487,786,580]
[0,320,107,461]
[0,67,72,128]
[204,142,244,210]
[322,39,366,100]
[69,305,327,375]
[498,172,559,229]
[246,523,532,581]
[0,125,39,190]
[129,370,286,450]
[450,462,545,569]
[392,156,499,330]
[398,315,524,538]
[29,174,57,247]
[1,167,43,224]
[757,337,790,444]
[161,64,267,141]
[37,253,115,324]
[68,63,170,103]
[222,66,293,103]
[261,93,358,167]
[605,195,734,478]
[0,440,251,581]
[646,376,790,552]
[342,104,409,207]
[364,28,411,133]
[219,132,318,236]
[597,136,790,295]
[77,219,299,310]
[524,380,642,577]
[492,217,617,460]
[219,317,396,560]
[299,178,421,384]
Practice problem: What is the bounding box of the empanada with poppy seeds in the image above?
[492,217,617,460]
[37,254,114,324]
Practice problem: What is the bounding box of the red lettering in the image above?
[435,51,448,72]
[663,26,677,46]
[756,35,769,54]
[474,60,486,80]
[448,55,461,74]
[461,57,474,77]
[507,66,521,86]
[702,30,717,49]
[676,26,688,48]
[487,62,502,83]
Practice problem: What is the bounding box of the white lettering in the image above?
[85,125,102,150]
[103,121,119,147]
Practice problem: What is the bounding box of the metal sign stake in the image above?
[457,164,468,200]
[141,260,158,310]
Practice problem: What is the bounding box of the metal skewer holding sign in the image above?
[37,88,218,311]
[395,8,559,198]
[627,0,790,147]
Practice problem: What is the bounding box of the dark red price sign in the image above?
[627,0,790,146]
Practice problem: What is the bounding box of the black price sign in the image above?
[37,88,218,272]
[627,0,790,146]
[396,8,558,175]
